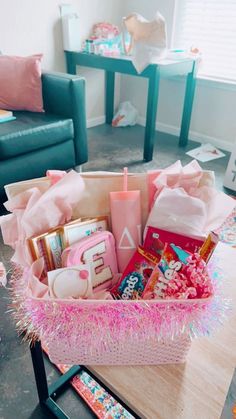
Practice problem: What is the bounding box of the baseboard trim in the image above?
[87,116,105,128]
[87,115,234,152]
[137,116,233,152]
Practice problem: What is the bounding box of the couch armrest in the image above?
[42,72,88,165]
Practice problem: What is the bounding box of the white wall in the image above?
[120,0,236,151]
[0,0,123,122]
[1,1,235,150]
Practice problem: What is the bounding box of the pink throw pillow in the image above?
[0,54,44,112]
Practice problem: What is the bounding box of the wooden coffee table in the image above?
[87,243,236,419]
[30,243,236,418]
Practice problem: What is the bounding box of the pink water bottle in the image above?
[110,168,142,273]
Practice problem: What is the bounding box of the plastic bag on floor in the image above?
[112,101,138,127]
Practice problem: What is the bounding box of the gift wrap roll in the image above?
[110,168,142,272]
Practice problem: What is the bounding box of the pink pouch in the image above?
[62,231,118,292]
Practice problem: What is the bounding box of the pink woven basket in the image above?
[43,299,207,365]
[5,168,230,366]
[48,332,191,365]
[12,266,216,365]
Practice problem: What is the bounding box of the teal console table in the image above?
[65,51,198,162]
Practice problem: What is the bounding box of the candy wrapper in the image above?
[143,244,213,300]
[144,226,205,256]
[142,265,164,300]
[165,253,213,299]
[111,246,160,299]
[199,232,219,263]
[144,226,219,263]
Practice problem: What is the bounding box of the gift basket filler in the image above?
[1,161,234,365]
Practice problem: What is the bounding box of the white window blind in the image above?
[173,0,236,82]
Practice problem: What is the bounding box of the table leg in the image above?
[30,341,77,418]
[179,60,198,147]
[30,341,49,404]
[105,71,115,124]
[144,68,160,162]
[30,342,140,418]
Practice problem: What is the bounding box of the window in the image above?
[173,0,236,82]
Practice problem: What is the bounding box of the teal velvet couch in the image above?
[0,71,88,207]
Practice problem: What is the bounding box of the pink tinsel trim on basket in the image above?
[8,254,230,353]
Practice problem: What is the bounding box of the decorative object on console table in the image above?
[83,22,121,56]
[61,12,81,51]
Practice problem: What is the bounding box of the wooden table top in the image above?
[89,243,236,419]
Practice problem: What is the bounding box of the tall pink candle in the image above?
[110,168,142,273]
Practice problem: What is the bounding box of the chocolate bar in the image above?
[43,231,64,270]
[62,216,108,247]
[28,232,52,274]
[199,232,219,263]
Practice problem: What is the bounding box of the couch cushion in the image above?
[0,111,74,160]
[0,54,44,112]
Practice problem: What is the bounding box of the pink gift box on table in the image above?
[1,162,234,365]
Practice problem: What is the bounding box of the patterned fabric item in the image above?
[215,206,236,247]
[43,346,134,418]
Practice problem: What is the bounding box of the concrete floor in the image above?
[0,124,233,418]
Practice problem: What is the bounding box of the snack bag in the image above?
[153,244,188,298]
[145,244,213,300]
[144,226,218,264]
[111,246,160,300]
[144,226,205,257]
[142,265,165,299]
